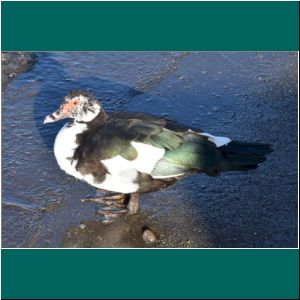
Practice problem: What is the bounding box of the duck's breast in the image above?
[54,122,87,178]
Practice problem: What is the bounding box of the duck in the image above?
[44,90,273,223]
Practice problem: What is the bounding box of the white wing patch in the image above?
[99,142,165,193]
[101,142,165,175]
[131,142,165,174]
[200,132,231,147]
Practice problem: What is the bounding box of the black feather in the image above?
[219,141,273,172]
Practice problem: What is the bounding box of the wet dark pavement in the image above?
[1,52,298,248]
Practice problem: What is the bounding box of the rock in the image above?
[79,224,86,230]
[1,52,36,90]
[142,228,156,243]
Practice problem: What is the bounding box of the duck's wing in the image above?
[73,114,222,179]
[74,117,185,162]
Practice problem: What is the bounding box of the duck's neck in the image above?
[74,110,109,146]
[76,110,109,129]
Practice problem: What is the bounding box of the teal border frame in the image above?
[1,249,299,299]
[1,1,299,51]
[1,1,299,299]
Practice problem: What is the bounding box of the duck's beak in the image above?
[43,108,68,124]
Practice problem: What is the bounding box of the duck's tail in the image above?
[218,141,273,172]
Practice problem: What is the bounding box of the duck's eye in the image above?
[73,100,78,106]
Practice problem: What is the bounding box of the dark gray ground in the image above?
[1,52,298,248]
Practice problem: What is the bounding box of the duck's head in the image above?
[43,90,102,124]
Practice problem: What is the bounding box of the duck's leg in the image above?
[126,193,139,215]
[82,192,139,223]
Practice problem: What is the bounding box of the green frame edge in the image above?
[1,1,299,51]
[1,249,299,299]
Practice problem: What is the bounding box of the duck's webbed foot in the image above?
[81,192,139,223]
[81,192,126,207]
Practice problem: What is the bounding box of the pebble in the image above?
[142,229,156,243]
[79,224,86,230]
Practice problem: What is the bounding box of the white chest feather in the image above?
[54,122,87,178]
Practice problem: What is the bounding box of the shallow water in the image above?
[1,52,298,248]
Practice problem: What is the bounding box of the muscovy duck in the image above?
[44,90,273,222]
